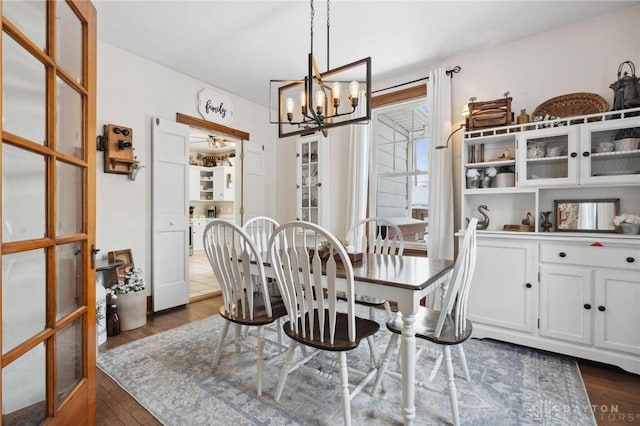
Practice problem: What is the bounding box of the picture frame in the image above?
[554,198,620,233]
[107,249,134,280]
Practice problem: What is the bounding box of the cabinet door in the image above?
[467,239,537,333]
[192,220,206,252]
[594,270,640,355]
[580,117,640,185]
[539,265,593,345]
[297,134,329,226]
[189,166,201,201]
[517,126,579,187]
[213,166,234,201]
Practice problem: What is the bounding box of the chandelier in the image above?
[270,0,371,138]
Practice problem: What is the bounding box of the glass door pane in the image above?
[2,145,46,243]
[2,35,46,144]
[56,77,83,158]
[55,0,83,83]
[2,1,47,51]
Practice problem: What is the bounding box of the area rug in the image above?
[98,311,596,425]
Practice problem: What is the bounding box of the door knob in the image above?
[170,221,174,226]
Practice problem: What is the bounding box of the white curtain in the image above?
[427,68,454,260]
[345,92,369,252]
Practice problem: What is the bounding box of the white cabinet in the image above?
[539,264,592,344]
[461,109,640,374]
[212,166,234,201]
[189,165,235,202]
[468,238,538,334]
[189,166,214,201]
[517,126,580,187]
[580,117,640,185]
[594,270,640,355]
[191,218,211,252]
[296,134,329,227]
[537,240,640,373]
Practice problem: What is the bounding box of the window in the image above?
[370,99,429,247]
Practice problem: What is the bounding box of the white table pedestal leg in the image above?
[401,311,417,426]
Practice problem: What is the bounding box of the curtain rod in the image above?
[371,65,461,94]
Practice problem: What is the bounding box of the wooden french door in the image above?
[1,1,96,424]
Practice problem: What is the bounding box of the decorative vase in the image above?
[540,211,553,232]
[620,223,640,235]
[481,176,492,188]
[517,109,530,124]
[466,177,481,189]
[116,291,147,331]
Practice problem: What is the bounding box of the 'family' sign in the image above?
[198,89,234,126]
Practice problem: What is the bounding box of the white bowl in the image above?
[614,138,640,151]
[597,142,614,153]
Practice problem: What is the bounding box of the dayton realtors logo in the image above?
[198,89,234,126]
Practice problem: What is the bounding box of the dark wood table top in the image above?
[257,252,454,292]
[348,253,454,291]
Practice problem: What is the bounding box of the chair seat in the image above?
[386,306,472,345]
[284,310,379,352]
[219,292,287,326]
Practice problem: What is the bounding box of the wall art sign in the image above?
[198,89,234,126]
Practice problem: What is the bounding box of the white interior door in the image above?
[241,140,265,224]
[151,117,190,311]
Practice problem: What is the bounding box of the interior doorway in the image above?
[176,113,252,301]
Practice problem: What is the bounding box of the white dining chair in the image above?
[203,220,287,396]
[268,221,380,426]
[243,216,280,254]
[243,216,283,342]
[345,217,405,320]
[372,218,478,426]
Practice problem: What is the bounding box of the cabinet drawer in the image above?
[540,243,640,270]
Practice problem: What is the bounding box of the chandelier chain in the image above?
[310,0,314,57]
[326,0,330,71]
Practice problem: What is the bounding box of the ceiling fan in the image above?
[189,133,235,153]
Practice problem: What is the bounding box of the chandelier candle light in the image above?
[271,0,371,138]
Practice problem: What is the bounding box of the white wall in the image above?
[97,41,277,292]
[276,6,640,236]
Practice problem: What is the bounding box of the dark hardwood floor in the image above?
[96,296,640,425]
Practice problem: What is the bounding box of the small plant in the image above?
[107,266,145,297]
[486,167,497,178]
[613,214,640,226]
[466,168,480,178]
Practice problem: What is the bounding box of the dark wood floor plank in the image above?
[96,296,640,425]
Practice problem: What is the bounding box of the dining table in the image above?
[258,251,454,426]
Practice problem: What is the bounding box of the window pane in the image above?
[2,1,46,51]
[56,318,83,406]
[373,101,429,245]
[2,343,46,425]
[57,161,83,236]
[2,249,46,354]
[56,0,83,83]
[57,242,83,321]
[377,138,409,174]
[376,175,409,218]
[415,138,428,171]
[56,77,83,159]
[2,35,46,144]
[2,144,46,243]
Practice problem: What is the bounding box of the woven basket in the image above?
[532,93,609,119]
